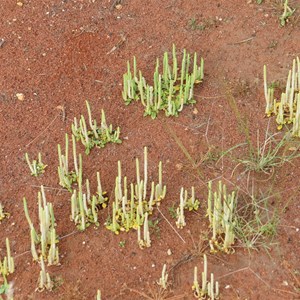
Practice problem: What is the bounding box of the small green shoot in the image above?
[25,152,47,177]
[137,212,151,249]
[57,134,82,192]
[188,18,206,30]
[96,289,102,300]
[36,256,54,292]
[168,204,177,219]
[157,264,169,290]
[0,238,14,289]
[118,241,126,248]
[0,281,13,300]
[148,219,161,238]
[188,17,217,31]
[176,187,200,229]
[279,0,295,26]
[0,203,9,223]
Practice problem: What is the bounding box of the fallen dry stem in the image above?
[162,121,204,180]
[217,264,299,297]
[123,284,186,300]
[157,207,186,244]
[26,112,60,147]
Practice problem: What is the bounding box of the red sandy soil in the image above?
[0,0,299,299]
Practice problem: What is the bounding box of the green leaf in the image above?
[0,284,8,294]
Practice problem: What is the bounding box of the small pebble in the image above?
[16,93,24,101]
[176,163,183,171]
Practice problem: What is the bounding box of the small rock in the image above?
[167,249,172,256]
[16,93,24,101]
[176,163,183,171]
[288,147,297,151]
[16,1,23,7]
[116,4,122,9]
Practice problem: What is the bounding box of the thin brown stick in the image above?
[26,113,59,147]
[107,34,126,55]
[157,207,186,244]
[29,184,69,193]
[229,36,255,45]
[216,266,249,280]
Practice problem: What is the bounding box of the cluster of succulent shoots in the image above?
[264,57,300,136]
[23,186,59,265]
[25,152,47,177]
[72,100,121,155]
[207,181,236,254]
[123,44,204,119]
[36,256,54,292]
[105,147,166,249]
[193,254,219,300]
[0,238,14,288]
[0,203,9,222]
[57,134,82,192]
[176,187,200,229]
[71,172,108,231]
